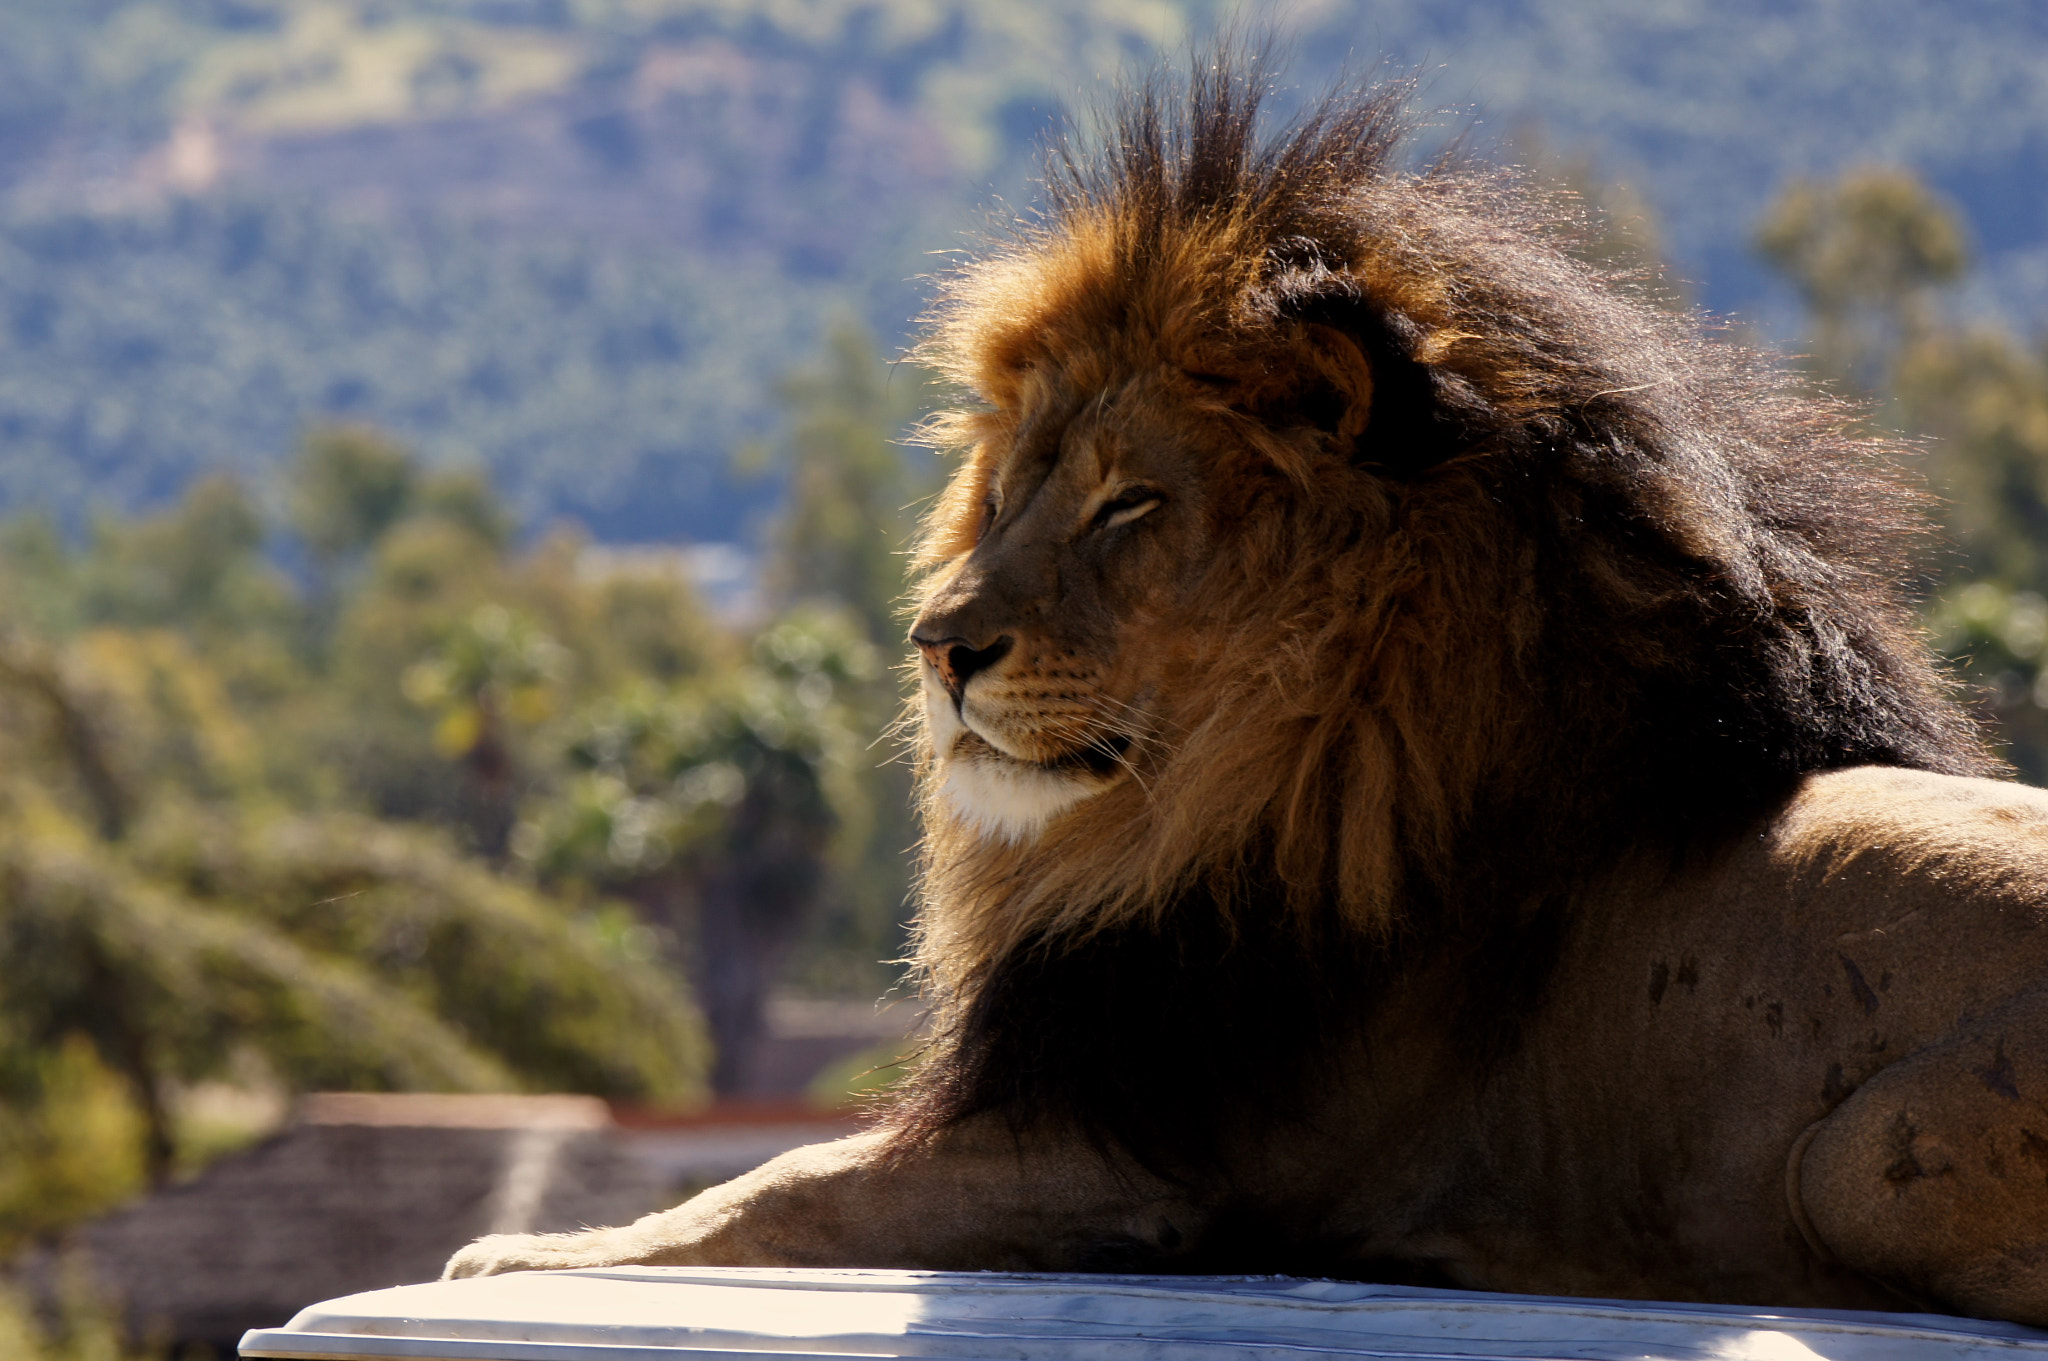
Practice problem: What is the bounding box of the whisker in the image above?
[1085,692,1175,741]
[1072,717,1155,799]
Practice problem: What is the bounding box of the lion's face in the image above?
[910,363,1246,843]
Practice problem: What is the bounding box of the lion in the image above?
[446,55,2048,1326]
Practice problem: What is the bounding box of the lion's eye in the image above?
[1095,490,1162,532]
[976,494,999,542]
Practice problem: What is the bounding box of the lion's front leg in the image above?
[1794,981,2048,1325]
[443,1120,1197,1278]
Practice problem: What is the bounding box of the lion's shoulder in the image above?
[1734,766,2048,931]
[1589,768,2048,954]
[1773,766,2048,858]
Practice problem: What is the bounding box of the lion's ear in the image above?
[1191,322,1375,454]
[1298,322,1375,449]
[1243,322,1374,455]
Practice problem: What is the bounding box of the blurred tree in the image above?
[319,487,517,834]
[0,369,953,1275]
[133,810,705,1103]
[520,609,877,1094]
[0,629,136,841]
[0,630,709,1188]
[414,467,516,553]
[1755,167,1970,394]
[755,323,934,650]
[0,1037,146,1257]
[402,604,570,859]
[0,824,512,1189]
[73,476,298,641]
[291,425,518,672]
[582,564,726,686]
[1928,581,2048,784]
[0,516,82,639]
[748,325,936,998]
[0,479,319,810]
[291,424,421,571]
[1758,166,2048,781]
[1895,331,2048,591]
[0,461,715,1220]
[0,1264,160,1361]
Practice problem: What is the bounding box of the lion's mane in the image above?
[890,55,1992,1175]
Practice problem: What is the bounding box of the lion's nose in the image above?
[912,632,1013,702]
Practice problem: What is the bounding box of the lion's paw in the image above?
[442,1230,631,1279]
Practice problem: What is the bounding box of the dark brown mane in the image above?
[890,49,1993,1182]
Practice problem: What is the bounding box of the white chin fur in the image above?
[938,755,1102,844]
[921,667,1109,844]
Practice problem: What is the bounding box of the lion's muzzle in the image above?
[913,630,1014,707]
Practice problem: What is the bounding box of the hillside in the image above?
[0,0,2043,541]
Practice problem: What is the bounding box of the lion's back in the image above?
[1769,766,2048,910]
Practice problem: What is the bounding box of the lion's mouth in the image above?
[936,719,1133,844]
[1048,730,1132,776]
[954,727,1131,778]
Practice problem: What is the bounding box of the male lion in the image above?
[449,58,2048,1325]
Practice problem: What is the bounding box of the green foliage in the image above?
[514,603,885,1093]
[0,195,808,533]
[747,330,936,995]
[0,796,532,1203]
[579,564,724,686]
[404,604,571,746]
[1929,582,2048,786]
[133,811,706,1102]
[292,425,423,566]
[0,1038,147,1257]
[401,602,571,854]
[0,1263,164,1361]
[755,325,935,650]
[0,422,733,1258]
[37,478,297,645]
[0,320,931,1251]
[0,825,513,1092]
[1896,331,2048,590]
[1757,166,2048,780]
[1756,168,1969,393]
[521,608,879,886]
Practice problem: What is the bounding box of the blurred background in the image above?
[1,1,2046,1355]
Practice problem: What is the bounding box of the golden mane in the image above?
[891,53,1989,1159]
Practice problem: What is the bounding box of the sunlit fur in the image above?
[892,52,1991,1150]
[921,665,1110,841]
